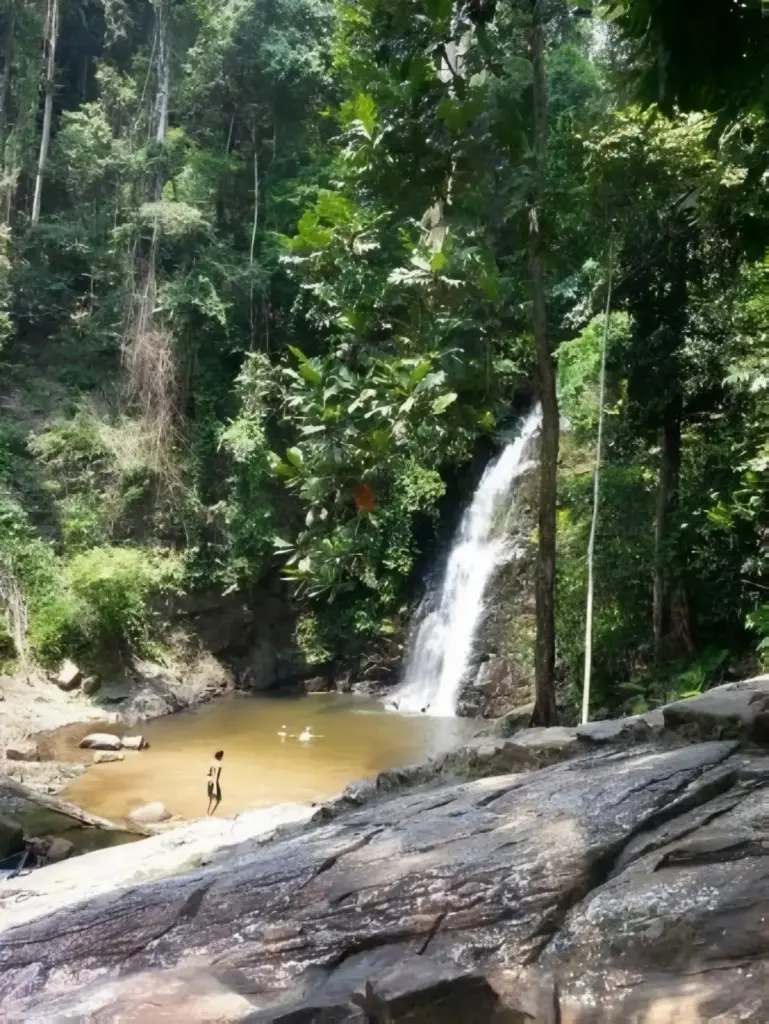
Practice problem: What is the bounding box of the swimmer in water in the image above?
[207,750,223,815]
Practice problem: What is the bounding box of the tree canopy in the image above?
[0,0,766,718]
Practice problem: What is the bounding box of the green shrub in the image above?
[59,494,109,551]
[0,619,16,663]
[295,612,331,665]
[748,604,769,669]
[27,593,88,667]
[27,545,185,666]
[68,546,184,642]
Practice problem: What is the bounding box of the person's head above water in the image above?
[214,750,224,761]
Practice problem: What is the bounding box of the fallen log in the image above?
[0,777,151,837]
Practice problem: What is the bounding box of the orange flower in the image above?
[353,483,376,511]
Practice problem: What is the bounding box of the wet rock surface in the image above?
[663,674,769,742]
[3,738,766,1021]
[457,465,538,720]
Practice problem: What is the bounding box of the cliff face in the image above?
[457,465,538,719]
[4,679,769,1022]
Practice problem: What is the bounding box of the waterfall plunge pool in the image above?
[62,693,477,824]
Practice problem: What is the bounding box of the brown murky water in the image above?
[64,693,476,823]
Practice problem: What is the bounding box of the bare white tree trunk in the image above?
[31,0,58,225]
[152,0,169,206]
[154,0,169,147]
[581,243,615,725]
[249,144,258,345]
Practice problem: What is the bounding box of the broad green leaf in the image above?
[408,359,432,388]
[429,251,446,273]
[288,344,310,363]
[300,362,323,386]
[272,459,296,478]
[432,392,457,415]
[340,93,378,138]
[316,190,357,226]
[286,447,303,469]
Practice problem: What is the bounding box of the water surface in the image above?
[64,693,475,822]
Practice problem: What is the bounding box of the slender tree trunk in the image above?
[0,1,14,224]
[249,141,258,347]
[0,1,13,147]
[154,0,169,149]
[152,0,170,203]
[652,394,682,659]
[31,0,58,225]
[528,4,558,727]
[581,244,614,725]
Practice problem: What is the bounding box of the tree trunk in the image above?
[581,243,614,725]
[528,4,558,727]
[249,140,258,346]
[0,1,13,147]
[151,0,170,219]
[31,0,58,225]
[154,0,170,151]
[652,395,682,659]
[0,1,13,223]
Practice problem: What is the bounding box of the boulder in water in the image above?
[79,733,123,751]
[128,802,170,825]
[93,751,125,764]
[121,735,148,750]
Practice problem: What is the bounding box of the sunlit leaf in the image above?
[286,447,304,469]
[432,392,457,414]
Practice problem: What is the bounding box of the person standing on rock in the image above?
[207,750,223,815]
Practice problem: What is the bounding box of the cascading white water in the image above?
[391,407,541,717]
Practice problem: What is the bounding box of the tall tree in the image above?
[31,0,58,224]
[527,0,558,724]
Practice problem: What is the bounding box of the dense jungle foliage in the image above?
[0,0,766,719]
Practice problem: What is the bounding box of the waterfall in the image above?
[391,407,542,717]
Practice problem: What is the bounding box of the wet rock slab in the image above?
[0,740,755,1020]
[541,759,769,1021]
[663,674,769,742]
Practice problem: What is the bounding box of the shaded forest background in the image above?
[0,0,766,719]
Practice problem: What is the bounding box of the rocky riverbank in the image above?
[0,652,233,795]
[2,675,769,1020]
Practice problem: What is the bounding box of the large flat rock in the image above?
[542,758,769,1020]
[0,801,314,932]
[0,740,747,1020]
